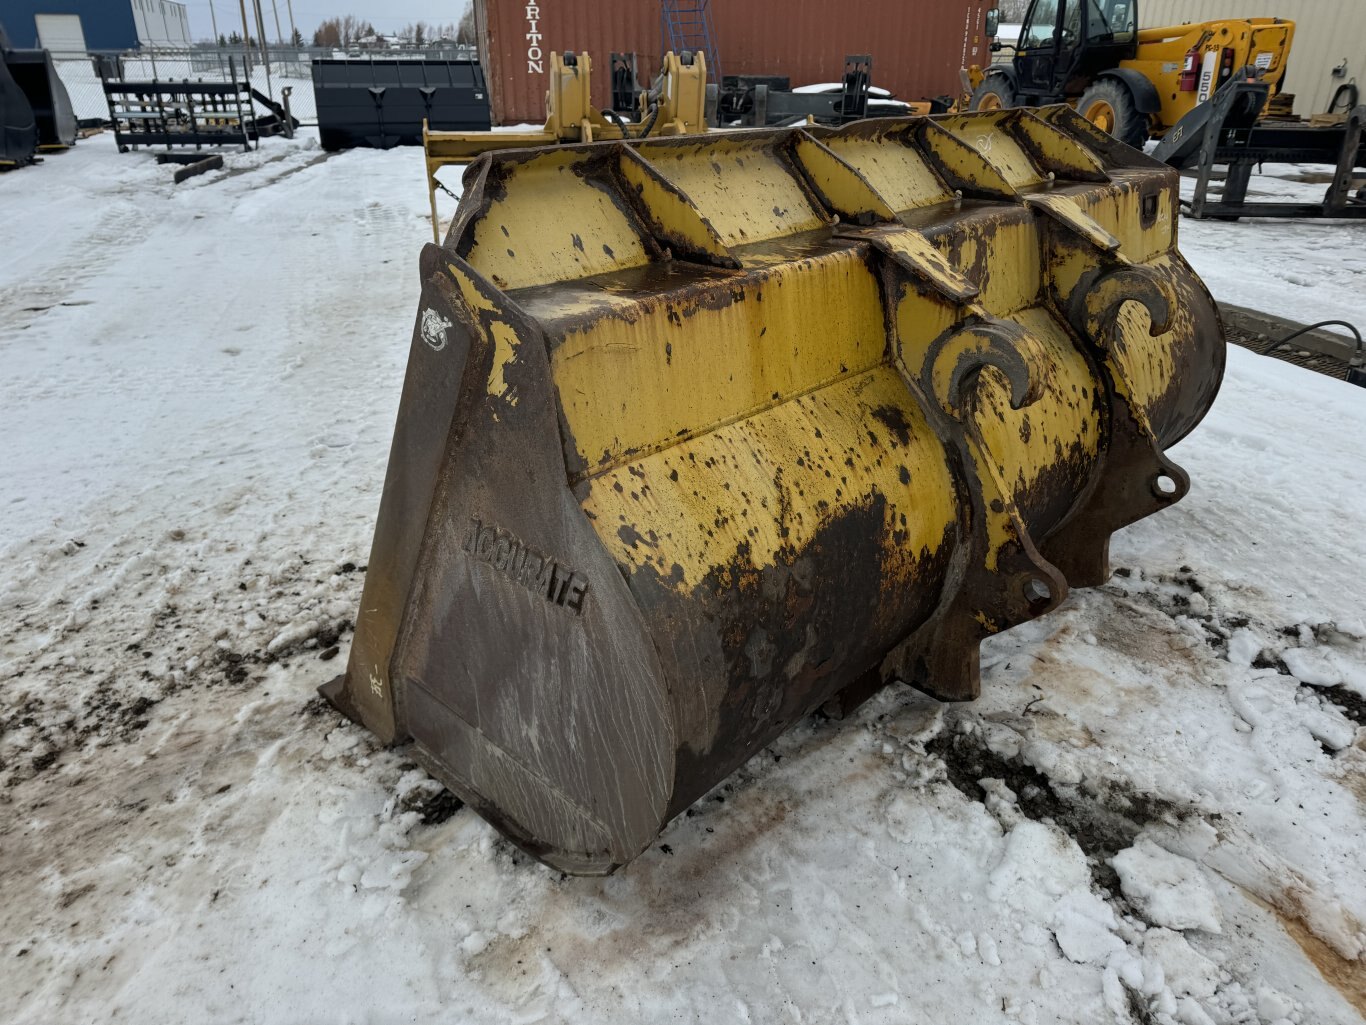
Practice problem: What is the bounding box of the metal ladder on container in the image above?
[660,0,721,83]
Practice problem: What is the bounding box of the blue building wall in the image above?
[2,2,139,50]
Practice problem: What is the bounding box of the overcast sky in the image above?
[185,0,472,42]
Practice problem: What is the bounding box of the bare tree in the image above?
[342,14,373,46]
[996,0,1031,22]
[313,18,340,47]
[396,21,430,46]
[457,8,476,45]
[417,20,456,43]
[312,15,375,49]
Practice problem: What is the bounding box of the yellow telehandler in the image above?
[969,0,1293,147]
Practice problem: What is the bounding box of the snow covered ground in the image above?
[1,132,1364,1025]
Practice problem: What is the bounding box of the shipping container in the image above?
[474,0,994,125]
[1140,0,1364,117]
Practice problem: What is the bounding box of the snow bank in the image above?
[1112,839,1222,933]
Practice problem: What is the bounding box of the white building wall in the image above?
[132,0,194,48]
[1139,0,1365,116]
[34,13,90,53]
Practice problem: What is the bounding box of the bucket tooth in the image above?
[324,107,1226,872]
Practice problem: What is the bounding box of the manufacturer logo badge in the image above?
[420,307,452,352]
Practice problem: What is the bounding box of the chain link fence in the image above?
[47,45,479,127]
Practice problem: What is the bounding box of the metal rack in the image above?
[1155,74,1366,220]
[102,61,258,153]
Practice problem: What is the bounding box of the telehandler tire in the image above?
[969,75,1018,112]
[1078,78,1149,149]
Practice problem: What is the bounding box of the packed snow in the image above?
[1,131,1364,1024]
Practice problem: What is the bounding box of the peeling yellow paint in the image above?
[582,368,958,591]
[791,134,897,222]
[821,131,955,213]
[449,261,522,407]
[939,114,1043,189]
[466,149,651,291]
[1072,184,1175,264]
[551,249,885,478]
[635,135,828,247]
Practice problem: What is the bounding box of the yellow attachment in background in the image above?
[651,50,709,136]
[546,51,594,133]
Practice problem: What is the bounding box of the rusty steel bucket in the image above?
[322,107,1225,874]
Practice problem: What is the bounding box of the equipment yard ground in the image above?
[2,132,1364,1024]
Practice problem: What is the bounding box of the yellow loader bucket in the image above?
[323,107,1224,874]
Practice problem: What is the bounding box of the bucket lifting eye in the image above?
[1024,577,1054,611]
[1152,474,1179,499]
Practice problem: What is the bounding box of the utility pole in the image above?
[270,0,284,45]
[251,0,274,100]
[285,0,298,48]
[208,0,220,44]
[236,0,253,74]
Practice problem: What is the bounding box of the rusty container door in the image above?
[476,0,991,124]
